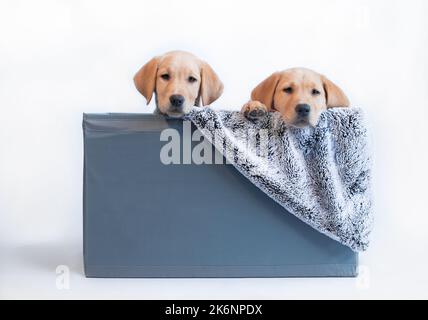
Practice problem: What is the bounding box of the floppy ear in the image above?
[250,72,281,111]
[322,75,350,108]
[199,61,223,106]
[133,57,160,105]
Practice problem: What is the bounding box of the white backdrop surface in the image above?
[0,0,427,299]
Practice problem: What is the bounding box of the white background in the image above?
[1,0,427,299]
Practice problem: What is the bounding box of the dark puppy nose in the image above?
[170,95,185,108]
[295,104,311,117]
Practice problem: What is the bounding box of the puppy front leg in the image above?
[241,100,268,120]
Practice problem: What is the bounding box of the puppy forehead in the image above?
[158,52,201,75]
[279,68,322,87]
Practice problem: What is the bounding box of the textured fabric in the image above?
[187,107,372,251]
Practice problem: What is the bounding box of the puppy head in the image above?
[251,68,349,127]
[134,51,223,117]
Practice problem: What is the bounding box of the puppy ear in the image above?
[199,61,223,106]
[133,57,160,105]
[322,75,350,108]
[250,72,281,110]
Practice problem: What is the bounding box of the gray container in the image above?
[83,113,358,278]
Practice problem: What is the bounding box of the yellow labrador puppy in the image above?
[242,68,349,127]
[134,51,223,117]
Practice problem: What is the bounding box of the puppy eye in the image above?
[160,74,170,80]
[312,89,321,95]
[188,76,197,83]
[283,87,293,94]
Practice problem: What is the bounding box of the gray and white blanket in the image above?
[187,107,372,251]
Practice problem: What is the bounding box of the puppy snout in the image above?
[169,94,185,108]
[295,104,311,117]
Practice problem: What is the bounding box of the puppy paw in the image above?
[242,101,268,120]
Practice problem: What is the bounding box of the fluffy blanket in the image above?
[186,107,372,251]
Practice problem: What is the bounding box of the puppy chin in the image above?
[288,117,317,128]
[165,111,185,118]
[286,113,322,128]
[280,115,308,128]
[159,105,192,118]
